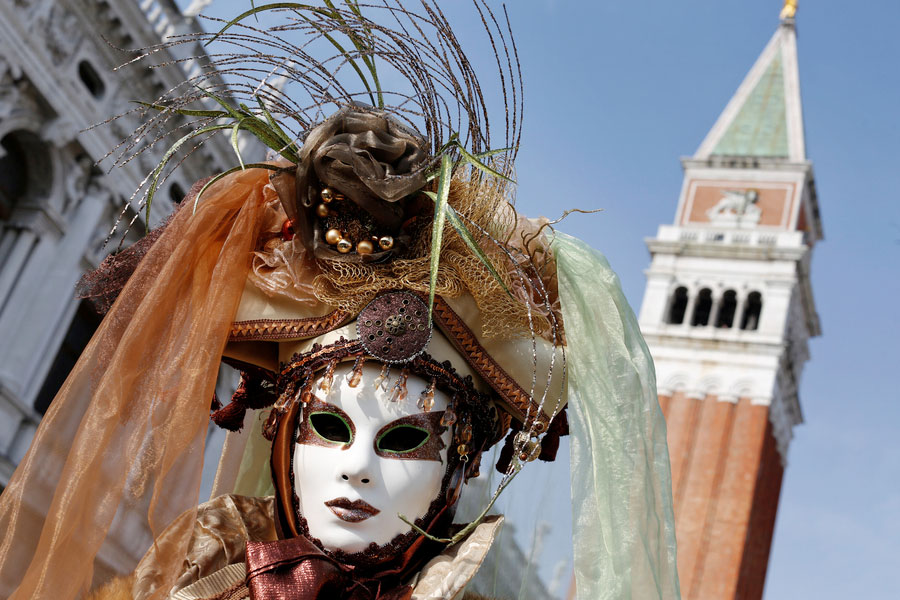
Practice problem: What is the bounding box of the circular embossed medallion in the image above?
[357,292,432,363]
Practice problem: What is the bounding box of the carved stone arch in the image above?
[728,379,756,402]
[696,376,723,399]
[0,128,59,222]
[659,373,689,396]
[0,107,48,143]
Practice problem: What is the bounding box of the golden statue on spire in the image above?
[781,0,798,19]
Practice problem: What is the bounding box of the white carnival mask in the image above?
[293,362,452,553]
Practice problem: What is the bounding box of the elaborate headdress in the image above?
[0,3,679,599]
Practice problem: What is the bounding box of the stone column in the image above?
[709,288,723,328]
[681,285,698,329]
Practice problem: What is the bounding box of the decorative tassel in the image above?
[538,407,569,462]
[495,425,521,474]
[211,368,277,432]
[210,401,247,432]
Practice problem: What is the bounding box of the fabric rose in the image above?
[284,107,429,262]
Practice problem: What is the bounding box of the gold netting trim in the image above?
[247,166,562,340]
[313,168,559,339]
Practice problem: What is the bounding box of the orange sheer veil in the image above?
[0,168,271,599]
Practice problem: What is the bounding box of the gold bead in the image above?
[336,238,352,253]
[520,439,541,462]
[356,239,374,255]
[457,443,469,456]
[378,236,394,250]
[325,228,341,245]
[320,188,334,203]
[316,203,330,218]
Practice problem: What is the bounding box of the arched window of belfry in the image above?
[667,286,688,324]
[691,288,713,326]
[741,291,763,331]
[716,289,738,328]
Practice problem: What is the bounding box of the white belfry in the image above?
[638,15,822,465]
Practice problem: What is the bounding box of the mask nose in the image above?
[341,473,371,484]
[338,440,375,485]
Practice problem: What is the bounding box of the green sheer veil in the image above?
[554,232,680,599]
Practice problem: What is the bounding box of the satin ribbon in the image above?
[246,536,413,600]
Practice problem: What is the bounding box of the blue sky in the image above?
[180,1,900,597]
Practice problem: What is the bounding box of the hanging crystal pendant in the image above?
[347,355,365,388]
[300,384,313,405]
[389,369,409,402]
[373,363,389,390]
[318,360,336,395]
[417,379,436,412]
[440,403,457,426]
[458,423,473,444]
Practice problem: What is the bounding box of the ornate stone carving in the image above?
[0,56,23,122]
[706,189,762,227]
[38,6,83,64]
[62,154,96,215]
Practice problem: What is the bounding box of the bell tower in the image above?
[638,6,821,599]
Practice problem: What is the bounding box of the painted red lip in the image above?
[325,497,380,523]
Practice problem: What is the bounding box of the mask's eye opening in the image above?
[377,425,430,453]
[309,412,353,444]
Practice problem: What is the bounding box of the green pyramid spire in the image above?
[695,20,804,162]
[711,53,788,158]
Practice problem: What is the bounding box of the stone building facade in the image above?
[637,13,822,599]
[0,0,249,579]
